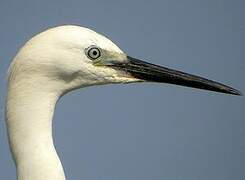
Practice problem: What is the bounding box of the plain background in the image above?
[0,0,244,179]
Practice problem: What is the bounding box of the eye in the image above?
[86,46,101,60]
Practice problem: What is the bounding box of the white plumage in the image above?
[5,25,241,180]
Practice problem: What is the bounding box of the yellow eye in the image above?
[86,46,101,60]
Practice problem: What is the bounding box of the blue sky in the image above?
[0,0,244,179]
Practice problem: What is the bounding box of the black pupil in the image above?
[92,50,97,56]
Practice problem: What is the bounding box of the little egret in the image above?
[5,25,241,180]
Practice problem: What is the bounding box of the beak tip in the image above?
[234,91,242,96]
[228,88,242,96]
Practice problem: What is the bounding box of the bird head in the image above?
[8,25,241,96]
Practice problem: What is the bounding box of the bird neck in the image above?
[6,77,66,180]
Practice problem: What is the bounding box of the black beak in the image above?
[111,56,242,95]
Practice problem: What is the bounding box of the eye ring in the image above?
[86,46,101,60]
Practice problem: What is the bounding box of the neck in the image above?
[6,77,66,180]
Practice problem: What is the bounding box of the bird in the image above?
[5,25,241,180]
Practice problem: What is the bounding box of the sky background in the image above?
[0,0,245,180]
